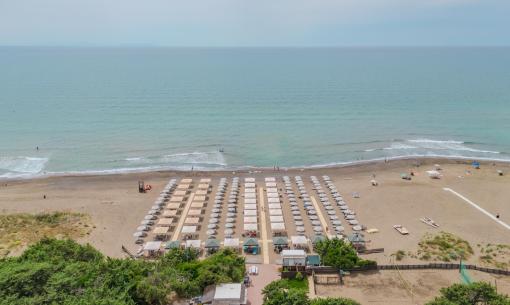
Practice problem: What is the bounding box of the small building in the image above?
[243,238,259,255]
[306,254,321,267]
[281,249,306,271]
[202,283,247,305]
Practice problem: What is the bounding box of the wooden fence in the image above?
[306,263,510,276]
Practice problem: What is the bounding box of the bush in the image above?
[426,282,510,305]
[0,238,246,304]
[295,271,304,281]
[314,238,376,269]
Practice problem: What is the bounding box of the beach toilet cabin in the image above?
[281,249,306,271]
[202,283,247,305]
[243,238,259,255]
[347,233,366,252]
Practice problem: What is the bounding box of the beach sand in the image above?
[1,157,509,263]
[0,159,510,304]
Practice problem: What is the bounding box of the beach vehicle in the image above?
[393,225,409,235]
[420,217,439,228]
[400,173,412,180]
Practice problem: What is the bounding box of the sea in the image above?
[1,47,510,179]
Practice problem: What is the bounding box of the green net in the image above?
[460,261,472,284]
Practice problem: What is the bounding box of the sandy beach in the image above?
[1,157,509,261]
[2,157,510,304]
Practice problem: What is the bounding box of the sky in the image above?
[0,0,509,47]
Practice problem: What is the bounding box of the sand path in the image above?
[310,196,332,238]
[172,193,195,241]
[259,187,270,264]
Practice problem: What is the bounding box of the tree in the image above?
[314,238,375,270]
[426,282,510,305]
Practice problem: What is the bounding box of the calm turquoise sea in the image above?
[1,47,510,178]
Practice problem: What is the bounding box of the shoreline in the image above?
[2,155,509,183]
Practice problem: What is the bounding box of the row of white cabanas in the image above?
[266,177,286,234]
[243,177,258,234]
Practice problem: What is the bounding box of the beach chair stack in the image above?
[322,175,361,233]
[223,177,239,238]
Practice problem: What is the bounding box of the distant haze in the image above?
[0,0,509,46]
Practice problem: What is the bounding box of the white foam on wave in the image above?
[364,138,500,155]
[0,156,48,174]
[161,151,226,166]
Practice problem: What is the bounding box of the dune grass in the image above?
[478,243,510,269]
[417,232,473,262]
[0,212,92,257]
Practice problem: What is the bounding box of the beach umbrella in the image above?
[313,226,323,232]
[335,226,345,232]
[332,220,342,225]
[311,220,321,226]
[225,223,234,228]
[228,208,236,212]
[292,211,300,215]
[133,231,146,238]
[224,229,234,236]
[212,208,221,213]
[141,220,153,225]
[296,226,305,232]
[210,213,220,218]
[209,218,218,224]
[348,220,359,225]
[227,212,236,217]
[309,215,318,220]
[327,211,336,215]
[352,225,363,231]
[226,217,235,223]
[345,215,356,220]
[144,215,156,220]
[295,221,304,226]
[137,225,149,231]
[293,215,302,221]
[206,229,216,236]
[207,224,217,229]
[329,215,338,220]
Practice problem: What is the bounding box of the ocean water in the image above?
[1,47,510,178]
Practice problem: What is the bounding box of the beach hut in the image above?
[243,238,259,255]
[291,235,308,250]
[270,222,286,235]
[205,239,221,254]
[224,238,240,252]
[272,236,288,253]
[202,283,247,305]
[143,241,162,257]
[311,235,326,247]
[281,249,306,271]
[164,240,181,250]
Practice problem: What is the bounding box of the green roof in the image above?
[311,235,326,244]
[243,238,259,247]
[306,255,321,265]
[204,239,220,248]
[272,236,288,246]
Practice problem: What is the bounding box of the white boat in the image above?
[393,225,409,235]
[420,217,439,228]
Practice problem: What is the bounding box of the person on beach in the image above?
[496,213,500,219]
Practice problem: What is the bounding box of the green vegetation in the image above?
[0,238,245,304]
[479,243,510,269]
[426,282,510,305]
[314,238,376,269]
[417,232,473,262]
[393,250,406,261]
[262,279,360,305]
[0,212,91,258]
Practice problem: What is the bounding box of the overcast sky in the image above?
[0,0,509,46]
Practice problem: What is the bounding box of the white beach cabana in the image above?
[269,209,283,216]
[166,202,181,210]
[270,215,284,222]
[244,193,256,199]
[245,182,256,188]
[185,239,202,249]
[191,202,205,208]
[245,178,255,182]
[267,198,280,204]
[185,217,200,224]
[244,210,257,216]
[268,203,281,209]
[181,226,197,234]
[169,196,184,203]
[162,210,178,217]
[291,236,308,249]
[244,223,258,232]
[187,209,203,216]
[267,193,279,198]
[265,182,277,188]
[224,238,240,250]
[244,204,257,210]
[270,222,285,232]
[244,198,257,204]
[195,189,208,196]
[244,216,258,223]
[194,195,207,202]
[157,218,173,226]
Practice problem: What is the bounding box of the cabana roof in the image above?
[243,238,259,246]
[243,223,258,231]
[153,226,169,235]
[165,240,181,249]
[311,235,326,244]
[181,225,197,233]
[144,241,162,251]
[205,239,220,248]
[291,235,308,245]
[185,239,201,249]
[270,222,285,231]
[224,238,240,248]
[273,236,288,246]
